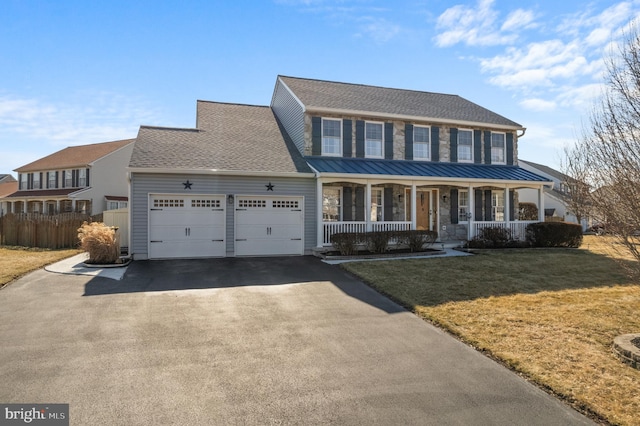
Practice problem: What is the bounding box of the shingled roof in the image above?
[278,75,522,129]
[130,102,312,174]
[15,139,135,172]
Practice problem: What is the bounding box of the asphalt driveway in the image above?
[0,256,592,425]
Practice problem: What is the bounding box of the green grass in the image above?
[343,239,640,425]
[0,246,81,287]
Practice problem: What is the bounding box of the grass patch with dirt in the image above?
[342,235,640,425]
[0,246,81,288]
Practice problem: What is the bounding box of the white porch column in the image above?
[468,185,474,240]
[365,182,372,232]
[411,183,417,230]
[71,199,76,213]
[22,200,27,213]
[56,200,60,214]
[41,200,45,214]
[316,178,324,247]
[504,186,510,223]
[538,185,545,222]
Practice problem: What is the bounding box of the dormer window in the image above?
[457,129,473,162]
[365,122,383,158]
[322,118,341,156]
[413,126,430,160]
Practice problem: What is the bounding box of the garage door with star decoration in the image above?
[148,194,226,259]
[235,196,304,256]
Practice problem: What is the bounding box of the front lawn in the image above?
[0,246,81,288]
[342,236,640,426]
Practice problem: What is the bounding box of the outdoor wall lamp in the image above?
[442,194,448,202]
[227,194,234,205]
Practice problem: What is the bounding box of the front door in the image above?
[405,189,438,231]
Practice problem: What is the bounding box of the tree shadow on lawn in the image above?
[82,255,405,314]
[342,248,640,307]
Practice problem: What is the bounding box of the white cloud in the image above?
[434,0,533,47]
[356,17,402,43]
[520,98,556,112]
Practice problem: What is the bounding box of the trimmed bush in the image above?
[526,222,583,248]
[395,230,438,252]
[468,226,519,249]
[77,222,119,264]
[364,231,391,254]
[330,232,360,256]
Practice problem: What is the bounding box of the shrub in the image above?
[363,231,391,254]
[77,222,119,264]
[330,232,360,256]
[518,202,539,221]
[467,226,521,248]
[395,230,438,252]
[526,222,583,248]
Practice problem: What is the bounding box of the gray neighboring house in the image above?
[518,159,590,229]
[129,75,552,259]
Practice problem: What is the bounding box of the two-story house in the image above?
[0,174,18,216]
[3,139,135,216]
[128,75,551,259]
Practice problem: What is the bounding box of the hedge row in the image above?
[468,222,583,249]
[330,230,438,255]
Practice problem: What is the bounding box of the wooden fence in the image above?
[0,213,99,249]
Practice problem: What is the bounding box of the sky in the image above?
[1,0,639,176]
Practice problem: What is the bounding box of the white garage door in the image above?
[235,196,304,256]
[149,195,226,259]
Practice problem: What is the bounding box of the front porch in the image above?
[317,179,546,247]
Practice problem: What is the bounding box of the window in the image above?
[108,201,128,210]
[458,129,473,162]
[48,172,56,189]
[322,119,341,156]
[64,170,72,187]
[20,173,27,190]
[322,188,342,221]
[491,133,505,164]
[78,169,87,187]
[458,190,469,222]
[413,126,430,160]
[370,188,383,221]
[32,172,40,189]
[492,191,505,221]
[365,122,383,158]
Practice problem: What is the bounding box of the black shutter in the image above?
[86,168,90,187]
[343,187,353,221]
[474,130,482,164]
[506,132,514,165]
[484,131,492,165]
[355,187,365,221]
[61,171,65,188]
[450,128,458,163]
[404,124,413,160]
[355,120,365,158]
[311,117,322,156]
[431,127,439,162]
[72,170,78,187]
[28,173,33,190]
[475,189,483,221]
[484,189,492,221]
[384,187,393,220]
[55,171,59,188]
[384,123,393,160]
[18,174,22,190]
[39,172,43,189]
[343,120,352,158]
[450,188,459,224]
[509,189,515,221]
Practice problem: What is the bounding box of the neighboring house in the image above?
[3,139,135,216]
[0,174,18,216]
[518,159,590,230]
[129,75,552,260]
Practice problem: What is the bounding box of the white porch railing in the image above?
[322,221,411,246]
[473,221,537,241]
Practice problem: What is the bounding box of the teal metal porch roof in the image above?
[306,157,550,183]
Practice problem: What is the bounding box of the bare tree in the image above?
[563,22,640,271]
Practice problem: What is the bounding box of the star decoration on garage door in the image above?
[265,182,274,191]
[183,180,193,190]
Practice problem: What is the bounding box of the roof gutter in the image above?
[127,167,316,178]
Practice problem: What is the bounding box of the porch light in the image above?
[227,194,234,205]
[442,194,448,202]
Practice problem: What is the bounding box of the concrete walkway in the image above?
[0,257,593,425]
